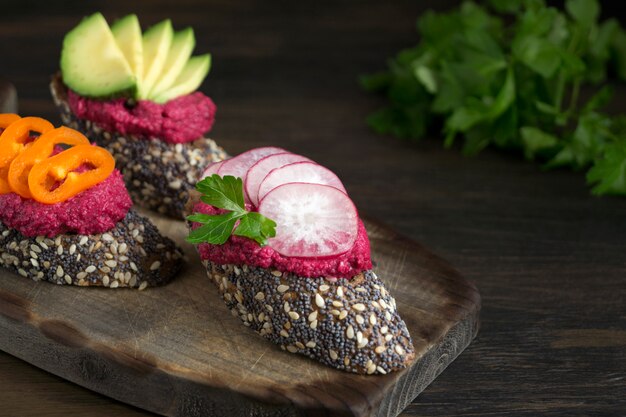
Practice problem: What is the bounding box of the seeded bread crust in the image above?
[205,262,415,374]
[185,191,415,374]
[0,210,183,289]
[50,74,228,219]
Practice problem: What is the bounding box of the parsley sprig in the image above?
[361,0,626,196]
[186,175,277,245]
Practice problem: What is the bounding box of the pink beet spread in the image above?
[193,202,372,278]
[0,170,132,237]
[67,90,216,144]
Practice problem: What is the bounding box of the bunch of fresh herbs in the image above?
[361,0,626,195]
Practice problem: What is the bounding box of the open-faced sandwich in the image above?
[50,13,227,219]
[186,147,415,374]
[0,114,182,288]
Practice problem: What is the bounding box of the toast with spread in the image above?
[186,147,415,374]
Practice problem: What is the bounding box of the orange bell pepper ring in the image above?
[8,127,90,198]
[28,144,115,205]
[0,113,21,129]
[0,117,54,194]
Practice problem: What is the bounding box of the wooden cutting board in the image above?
[0,212,480,417]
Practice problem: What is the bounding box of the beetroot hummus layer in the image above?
[193,202,372,278]
[67,90,216,144]
[0,170,132,237]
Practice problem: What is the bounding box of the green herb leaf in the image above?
[566,0,599,28]
[233,212,277,246]
[187,212,240,245]
[186,175,277,246]
[513,36,562,78]
[487,66,516,119]
[587,142,626,195]
[197,175,245,213]
[520,126,559,159]
[583,86,614,112]
[414,65,437,93]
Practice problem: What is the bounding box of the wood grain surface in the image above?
[0,212,479,417]
[1,0,626,416]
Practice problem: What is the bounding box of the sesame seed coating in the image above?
[203,261,415,374]
[0,210,183,289]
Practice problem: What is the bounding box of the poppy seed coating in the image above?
[204,261,415,374]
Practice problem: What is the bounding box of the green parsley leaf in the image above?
[587,142,626,195]
[583,86,614,112]
[487,66,516,119]
[196,175,245,213]
[520,126,559,159]
[233,212,277,245]
[513,35,562,78]
[566,0,599,29]
[187,212,240,245]
[186,175,277,246]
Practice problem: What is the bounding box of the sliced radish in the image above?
[217,147,285,202]
[258,183,358,257]
[217,147,285,179]
[201,160,225,179]
[245,152,312,206]
[258,161,347,203]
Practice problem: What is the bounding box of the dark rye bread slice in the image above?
[0,210,183,289]
[186,192,415,374]
[49,74,228,219]
[204,262,416,374]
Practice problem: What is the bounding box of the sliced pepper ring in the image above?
[0,113,21,129]
[0,117,54,194]
[28,144,115,205]
[8,126,90,198]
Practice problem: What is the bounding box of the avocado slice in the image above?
[152,54,211,104]
[111,14,143,88]
[139,19,173,99]
[148,27,196,99]
[60,13,136,97]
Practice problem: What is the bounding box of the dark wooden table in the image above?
[2,1,625,416]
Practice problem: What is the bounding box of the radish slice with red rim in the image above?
[258,161,347,202]
[245,152,312,207]
[217,147,285,201]
[201,160,224,179]
[217,147,285,179]
[258,182,358,257]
